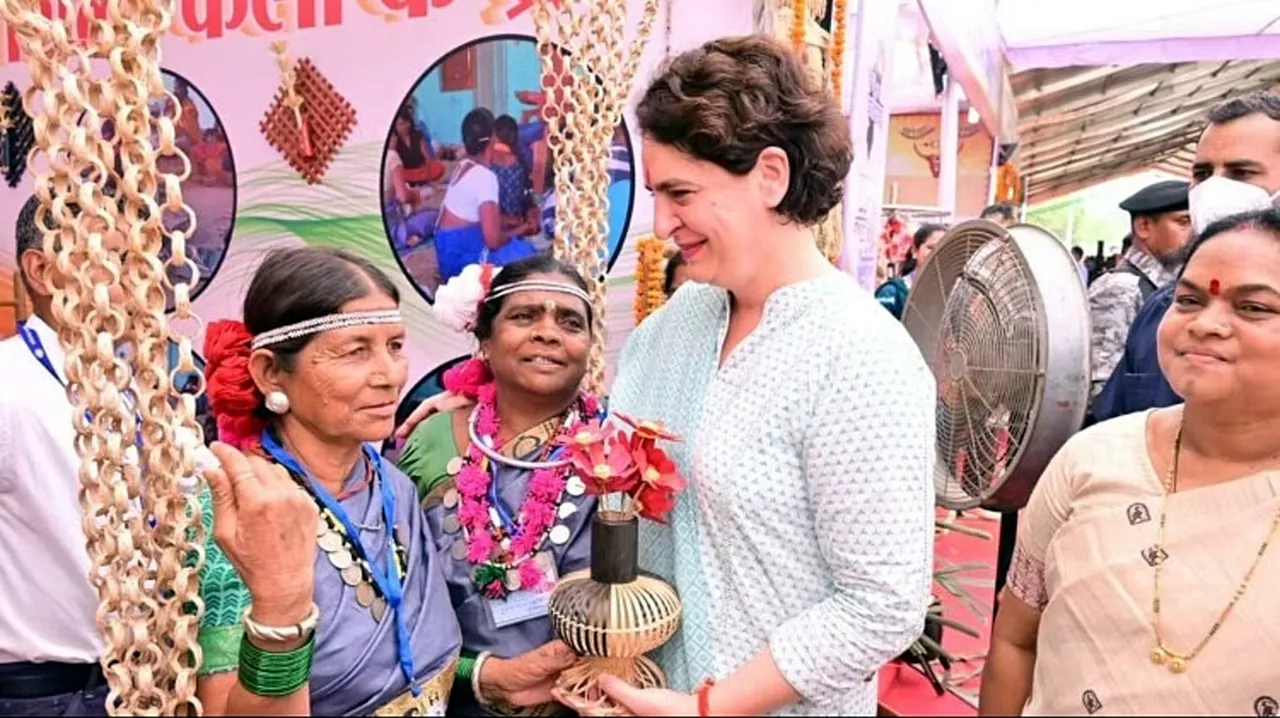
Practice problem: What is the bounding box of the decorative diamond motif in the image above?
[259,58,355,185]
[2,81,34,188]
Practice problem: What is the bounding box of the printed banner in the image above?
[883,111,994,217]
[0,0,669,419]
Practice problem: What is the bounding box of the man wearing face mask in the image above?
[1091,92,1280,423]
[1086,179,1192,401]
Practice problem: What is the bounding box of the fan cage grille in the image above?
[903,226,1046,510]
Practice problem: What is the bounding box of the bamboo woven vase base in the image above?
[547,513,682,716]
[554,655,665,717]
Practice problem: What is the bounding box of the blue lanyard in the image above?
[18,321,66,387]
[19,321,144,438]
[259,430,419,695]
[486,445,567,533]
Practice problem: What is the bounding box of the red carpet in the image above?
[878,509,999,716]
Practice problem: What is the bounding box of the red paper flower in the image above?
[568,431,637,495]
[563,418,611,449]
[630,442,686,524]
[615,412,681,443]
[633,483,679,524]
[204,320,266,449]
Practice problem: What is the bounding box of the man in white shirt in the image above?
[0,196,111,716]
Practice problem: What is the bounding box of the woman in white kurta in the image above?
[395,36,937,716]
[592,37,936,716]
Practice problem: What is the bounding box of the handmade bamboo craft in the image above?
[548,511,682,715]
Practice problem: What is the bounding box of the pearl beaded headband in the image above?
[484,280,590,305]
[251,310,404,350]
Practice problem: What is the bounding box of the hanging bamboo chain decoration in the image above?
[0,0,207,714]
[0,91,10,173]
[533,0,659,395]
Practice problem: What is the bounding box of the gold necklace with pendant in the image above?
[1150,419,1280,673]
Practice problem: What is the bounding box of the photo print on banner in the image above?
[157,71,237,309]
[90,70,238,311]
[380,34,636,303]
[385,355,467,459]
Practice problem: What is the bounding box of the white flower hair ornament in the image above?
[433,263,501,333]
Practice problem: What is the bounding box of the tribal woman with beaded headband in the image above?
[192,246,464,716]
[398,254,601,716]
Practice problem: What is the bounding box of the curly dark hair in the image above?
[636,35,851,225]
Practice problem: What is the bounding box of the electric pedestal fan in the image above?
[897,218,1090,702]
[902,219,1090,513]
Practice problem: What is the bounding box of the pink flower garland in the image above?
[454,378,592,592]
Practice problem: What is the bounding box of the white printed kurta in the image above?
[611,272,937,715]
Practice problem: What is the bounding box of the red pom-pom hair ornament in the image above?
[442,357,493,401]
[204,320,267,449]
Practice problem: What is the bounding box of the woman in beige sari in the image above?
[980,208,1280,717]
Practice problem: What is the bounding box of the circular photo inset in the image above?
[383,355,468,459]
[113,71,236,310]
[168,344,217,446]
[380,34,636,303]
[158,71,236,308]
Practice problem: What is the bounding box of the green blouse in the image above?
[196,488,252,675]
[396,411,459,505]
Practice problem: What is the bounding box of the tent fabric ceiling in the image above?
[998,0,1280,69]
[1012,60,1280,202]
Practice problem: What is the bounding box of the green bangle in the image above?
[238,633,315,697]
[457,655,476,682]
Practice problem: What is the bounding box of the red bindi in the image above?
[1209,279,1221,296]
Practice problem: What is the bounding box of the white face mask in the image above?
[1189,176,1280,236]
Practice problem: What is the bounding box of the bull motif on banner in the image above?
[900,122,982,179]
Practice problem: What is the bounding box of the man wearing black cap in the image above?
[1086,179,1191,400]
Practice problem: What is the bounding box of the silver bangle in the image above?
[472,651,493,707]
[242,602,320,644]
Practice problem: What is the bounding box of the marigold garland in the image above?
[634,234,668,324]
[830,0,848,106]
[791,0,807,55]
[995,162,1023,205]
